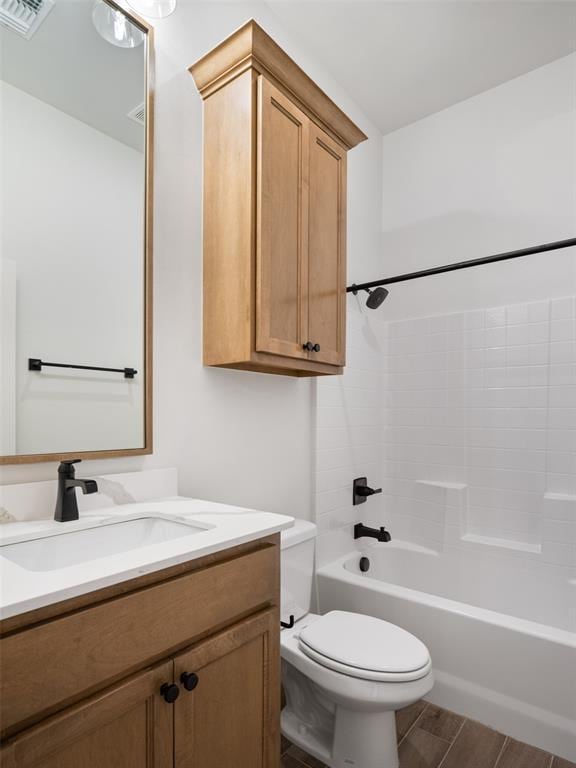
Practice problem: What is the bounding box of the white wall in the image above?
[0,81,145,454]
[380,53,576,320]
[0,2,383,524]
[0,259,16,455]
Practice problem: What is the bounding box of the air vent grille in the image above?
[0,0,54,38]
[127,103,146,126]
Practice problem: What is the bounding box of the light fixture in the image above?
[126,0,176,19]
[92,0,144,48]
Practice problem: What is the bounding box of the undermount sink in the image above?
[0,517,208,572]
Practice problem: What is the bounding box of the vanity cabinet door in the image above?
[174,609,280,768]
[0,662,173,768]
[306,122,347,367]
[256,76,310,361]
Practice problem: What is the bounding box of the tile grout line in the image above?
[397,702,430,747]
[493,737,509,768]
[436,718,468,768]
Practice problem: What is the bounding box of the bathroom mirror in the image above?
[0,0,153,464]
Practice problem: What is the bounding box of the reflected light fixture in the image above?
[126,0,176,19]
[92,0,144,48]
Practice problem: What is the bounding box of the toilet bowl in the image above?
[281,522,434,768]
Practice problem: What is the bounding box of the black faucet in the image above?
[354,523,391,543]
[54,460,98,522]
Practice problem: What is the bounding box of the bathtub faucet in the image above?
[354,523,391,543]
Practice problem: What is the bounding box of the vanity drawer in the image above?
[0,542,278,736]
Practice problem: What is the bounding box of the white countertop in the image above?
[0,497,294,620]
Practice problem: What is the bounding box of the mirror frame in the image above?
[0,0,154,465]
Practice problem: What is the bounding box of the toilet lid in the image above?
[298,611,431,682]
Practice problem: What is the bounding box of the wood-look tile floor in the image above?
[280,701,576,768]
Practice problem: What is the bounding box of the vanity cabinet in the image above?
[190,21,366,377]
[0,663,173,768]
[174,611,278,768]
[0,537,280,768]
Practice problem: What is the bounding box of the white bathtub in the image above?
[316,542,576,762]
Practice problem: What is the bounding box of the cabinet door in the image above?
[256,76,309,360]
[0,662,173,768]
[174,610,280,768]
[307,123,347,366]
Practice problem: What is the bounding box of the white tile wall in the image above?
[383,296,576,559]
[314,296,576,570]
[314,299,386,565]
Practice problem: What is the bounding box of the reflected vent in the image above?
[0,0,54,38]
[127,103,146,126]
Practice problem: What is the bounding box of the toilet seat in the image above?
[298,610,432,683]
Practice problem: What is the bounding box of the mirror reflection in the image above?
[0,0,149,459]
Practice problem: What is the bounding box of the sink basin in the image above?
[0,517,207,572]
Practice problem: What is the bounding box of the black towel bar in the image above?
[28,358,137,379]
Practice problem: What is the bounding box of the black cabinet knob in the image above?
[312,343,321,352]
[160,682,180,703]
[180,671,199,691]
[303,341,313,351]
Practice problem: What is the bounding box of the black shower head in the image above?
[365,286,389,309]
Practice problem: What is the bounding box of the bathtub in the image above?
[316,542,576,762]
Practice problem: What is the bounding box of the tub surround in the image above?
[315,295,576,566]
[381,296,576,556]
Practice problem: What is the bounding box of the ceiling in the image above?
[0,0,146,151]
[3,1,574,145]
[265,0,576,134]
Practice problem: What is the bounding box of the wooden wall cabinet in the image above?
[190,21,367,376]
[0,537,280,768]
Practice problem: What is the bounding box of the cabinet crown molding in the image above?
[189,19,368,150]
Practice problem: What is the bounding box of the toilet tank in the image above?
[280,520,317,625]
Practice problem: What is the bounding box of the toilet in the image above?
[280,521,434,768]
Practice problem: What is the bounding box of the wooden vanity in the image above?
[0,535,280,768]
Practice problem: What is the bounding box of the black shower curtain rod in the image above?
[347,237,576,295]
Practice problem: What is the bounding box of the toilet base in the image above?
[332,708,398,768]
[282,706,399,768]
[281,709,332,765]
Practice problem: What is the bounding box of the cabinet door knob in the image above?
[160,682,180,703]
[180,671,199,691]
[312,343,321,352]
[303,341,313,351]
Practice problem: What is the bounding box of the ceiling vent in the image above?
[127,103,146,126]
[0,0,54,38]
